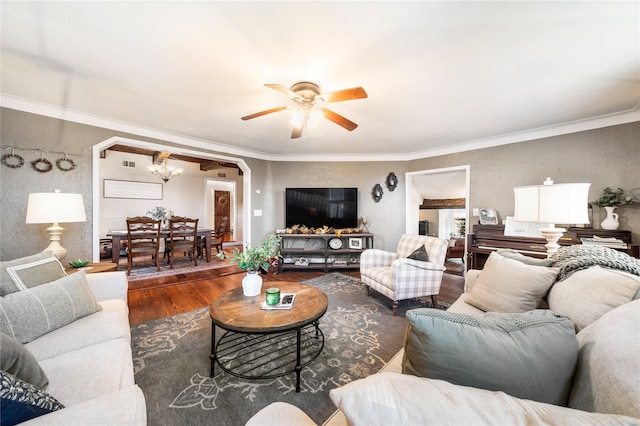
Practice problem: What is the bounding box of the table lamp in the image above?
[26,190,87,260]
[513,178,590,257]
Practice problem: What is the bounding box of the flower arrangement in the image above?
[591,187,639,207]
[227,234,281,272]
[146,206,168,221]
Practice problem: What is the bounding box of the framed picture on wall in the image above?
[103,179,163,200]
[349,238,363,249]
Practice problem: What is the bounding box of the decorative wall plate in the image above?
[329,238,343,249]
[479,208,498,225]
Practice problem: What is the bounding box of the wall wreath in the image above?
[31,158,53,173]
[1,152,24,169]
[55,156,76,171]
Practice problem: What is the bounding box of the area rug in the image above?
[125,247,238,280]
[131,272,449,425]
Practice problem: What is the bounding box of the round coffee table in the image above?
[209,281,328,392]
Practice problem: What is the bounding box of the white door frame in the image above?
[405,165,471,236]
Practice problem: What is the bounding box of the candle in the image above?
[266,288,280,305]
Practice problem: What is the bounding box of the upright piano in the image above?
[467,225,635,270]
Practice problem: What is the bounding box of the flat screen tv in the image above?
[286,187,358,229]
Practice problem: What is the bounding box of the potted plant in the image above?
[146,206,168,227]
[228,234,281,296]
[591,187,639,230]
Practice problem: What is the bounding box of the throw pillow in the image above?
[402,308,578,405]
[0,370,64,426]
[548,266,640,331]
[496,249,554,266]
[330,372,640,425]
[568,299,640,418]
[465,252,559,312]
[0,271,102,344]
[4,256,67,294]
[0,252,57,296]
[0,333,48,390]
[407,245,429,262]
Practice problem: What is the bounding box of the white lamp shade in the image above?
[513,183,591,225]
[26,192,87,224]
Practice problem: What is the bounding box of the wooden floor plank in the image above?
[127,270,464,325]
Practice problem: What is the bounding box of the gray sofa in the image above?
[1,254,146,425]
[247,250,640,425]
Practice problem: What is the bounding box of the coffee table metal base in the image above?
[210,321,324,392]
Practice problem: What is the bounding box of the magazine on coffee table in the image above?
[261,293,296,310]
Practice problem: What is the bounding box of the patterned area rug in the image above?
[131,272,449,425]
[124,247,238,280]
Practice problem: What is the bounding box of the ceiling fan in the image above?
[241,82,368,139]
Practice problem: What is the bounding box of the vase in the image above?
[242,271,263,296]
[600,206,620,230]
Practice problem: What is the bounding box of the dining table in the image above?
[106,228,214,264]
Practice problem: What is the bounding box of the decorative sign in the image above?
[504,216,549,238]
[103,179,163,200]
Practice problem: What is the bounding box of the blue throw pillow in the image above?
[0,370,64,426]
[402,309,578,405]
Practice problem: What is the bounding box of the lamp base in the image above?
[44,223,68,260]
[539,227,566,258]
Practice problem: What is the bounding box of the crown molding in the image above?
[2,94,638,162]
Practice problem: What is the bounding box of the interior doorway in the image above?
[207,180,236,243]
[405,165,470,272]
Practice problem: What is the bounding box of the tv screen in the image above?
[286,188,358,229]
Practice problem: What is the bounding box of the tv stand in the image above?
[277,233,374,272]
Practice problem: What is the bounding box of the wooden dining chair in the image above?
[126,216,162,276]
[198,216,228,260]
[212,216,229,257]
[166,216,199,269]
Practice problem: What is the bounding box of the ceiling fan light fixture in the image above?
[243,81,367,138]
[290,109,305,129]
[307,109,323,129]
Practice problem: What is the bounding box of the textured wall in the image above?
[263,160,409,250]
[0,108,258,260]
[409,122,640,243]
[1,107,638,262]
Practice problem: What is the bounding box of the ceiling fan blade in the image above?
[321,108,358,131]
[265,84,298,99]
[241,106,287,121]
[291,125,303,139]
[322,87,368,103]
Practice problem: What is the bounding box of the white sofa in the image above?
[247,250,640,425]
[1,267,146,425]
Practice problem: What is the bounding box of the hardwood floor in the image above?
[127,269,465,325]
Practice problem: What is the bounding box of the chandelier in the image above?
[148,158,183,183]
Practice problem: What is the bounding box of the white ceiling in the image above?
[1,1,639,161]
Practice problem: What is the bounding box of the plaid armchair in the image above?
[360,234,448,315]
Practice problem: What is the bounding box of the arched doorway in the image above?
[91,137,251,262]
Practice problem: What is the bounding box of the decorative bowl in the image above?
[69,259,90,268]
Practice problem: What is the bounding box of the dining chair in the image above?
[198,216,228,260]
[166,216,199,269]
[126,216,162,276]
